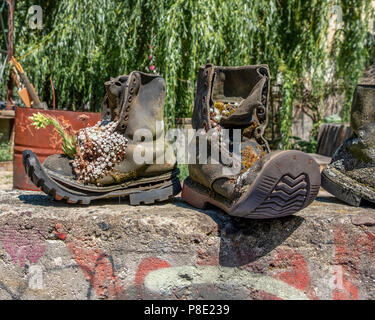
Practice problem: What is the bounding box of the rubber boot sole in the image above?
[321,165,375,207]
[23,150,181,205]
[182,150,321,219]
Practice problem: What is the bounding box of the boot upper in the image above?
[328,79,375,188]
[43,71,177,187]
[189,64,271,200]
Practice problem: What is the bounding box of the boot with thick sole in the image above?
[182,64,321,219]
[23,71,181,205]
[321,79,375,206]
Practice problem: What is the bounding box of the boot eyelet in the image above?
[133,78,136,84]
[258,67,268,76]
[130,87,134,94]
[128,96,133,102]
[203,107,207,114]
[121,124,126,129]
[202,96,206,103]
[205,70,209,76]
[257,106,265,115]
[126,107,130,112]
[125,115,129,121]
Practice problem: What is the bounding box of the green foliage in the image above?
[292,136,318,154]
[177,163,189,182]
[29,112,77,158]
[332,0,374,122]
[324,114,342,123]
[0,142,12,161]
[0,133,12,161]
[2,0,373,148]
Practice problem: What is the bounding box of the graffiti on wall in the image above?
[0,217,374,300]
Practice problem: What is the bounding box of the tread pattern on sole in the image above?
[249,173,309,218]
[129,179,182,205]
[183,151,321,219]
[23,150,181,205]
[254,176,278,202]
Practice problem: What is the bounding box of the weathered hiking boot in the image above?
[23,71,181,205]
[182,64,321,219]
[321,79,375,206]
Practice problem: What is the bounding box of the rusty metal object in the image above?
[18,87,33,108]
[13,107,100,191]
[10,69,21,89]
[11,57,44,109]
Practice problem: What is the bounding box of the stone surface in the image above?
[0,170,12,191]
[0,189,374,300]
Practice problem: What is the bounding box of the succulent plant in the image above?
[30,113,129,185]
[29,113,77,159]
[72,121,128,185]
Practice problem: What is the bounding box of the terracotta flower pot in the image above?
[13,107,100,191]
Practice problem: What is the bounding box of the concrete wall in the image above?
[0,190,374,300]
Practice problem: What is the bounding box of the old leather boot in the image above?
[321,78,375,206]
[23,71,181,204]
[182,64,321,219]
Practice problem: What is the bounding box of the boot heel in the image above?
[182,181,208,209]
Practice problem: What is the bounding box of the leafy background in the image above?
[1,0,374,150]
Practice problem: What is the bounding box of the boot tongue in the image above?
[104,75,129,120]
[217,76,267,130]
[206,66,270,172]
[208,72,268,153]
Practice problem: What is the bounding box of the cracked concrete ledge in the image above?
[0,189,374,300]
